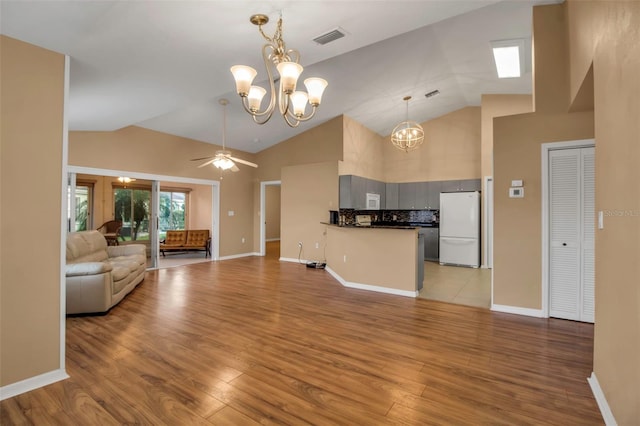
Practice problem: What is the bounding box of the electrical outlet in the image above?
[241,237,245,243]
[343,255,347,263]
[315,242,319,249]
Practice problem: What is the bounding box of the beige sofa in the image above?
[66,230,146,314]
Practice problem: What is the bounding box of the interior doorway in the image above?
[260,180,281,256]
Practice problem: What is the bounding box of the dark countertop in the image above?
[321,222,438,229]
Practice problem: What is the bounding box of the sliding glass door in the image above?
[114,188,151,241]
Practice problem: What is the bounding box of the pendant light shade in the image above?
[391,96,424,152]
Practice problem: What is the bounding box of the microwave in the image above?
[365,193,381,210]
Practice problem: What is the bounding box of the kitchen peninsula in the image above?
[324,223,424,297]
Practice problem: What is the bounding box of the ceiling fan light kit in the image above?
[230,13,328,128]
[190,99,258,172]
[391,96,424,152]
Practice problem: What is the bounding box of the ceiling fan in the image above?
[190,99,258,172]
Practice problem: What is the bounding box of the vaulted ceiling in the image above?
[1,0,553,153]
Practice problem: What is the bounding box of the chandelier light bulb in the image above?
[247,86,267,112]
[304,78,328,105]
[290,91,309,117]
[276,62,303,94]
[230,65,257,96]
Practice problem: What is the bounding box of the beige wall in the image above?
[383,106,481,183]
[186,183,213,231]
[565,1,640,423]
[280,162,339,261]
[493,4,594,309]
[493,2,640,421]
[480,95,533,180]
[0,37,65,386]
[69,128,254,257]
[480,95,533,265]
[252,117,344,253]
[265,185,281,240]
[340,115,386,181]
[326,227,417,292]
[254,116,344,182]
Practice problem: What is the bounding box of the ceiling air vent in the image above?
[425,89,440,99]
[313,28,346,45]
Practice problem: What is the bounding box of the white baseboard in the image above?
[279,257,308,264]
[491,304,545,318]
[0,368,69,401]
[218,252,259,261]
[325,267,418,298]
[588,372,618,425]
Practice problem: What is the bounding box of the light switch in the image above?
[228,210,235,216]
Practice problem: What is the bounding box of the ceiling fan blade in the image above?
[197,159,216,168]
[231,164,240,172]
[190,156,214,161]
[229,156,258,168]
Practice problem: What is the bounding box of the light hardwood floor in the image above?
[1,241,602,424]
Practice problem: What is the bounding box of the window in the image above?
[114,187,151,241]
[68,181,94,232]
[159,190,187,240]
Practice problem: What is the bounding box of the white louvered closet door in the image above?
[549,147,595,322]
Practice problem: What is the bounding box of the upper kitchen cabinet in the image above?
[426,181,442,209]
[398,182,418,209]
[385,183,398,209]
[366,179,386,209]
[399,181,441,209]
[441,179,481,192]
[339,175,385,209]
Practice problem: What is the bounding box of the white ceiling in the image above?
[1,0,554,154]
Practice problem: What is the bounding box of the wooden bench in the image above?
[160,230,211,257]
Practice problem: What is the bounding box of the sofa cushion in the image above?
[184,230,209,248]
[66,262,113,277]
[163,230,186,246]
[67,231,109,263]
[109,263,131,283]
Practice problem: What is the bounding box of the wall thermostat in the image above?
[509,187,524,198]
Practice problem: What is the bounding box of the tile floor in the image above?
[418,261,492,308]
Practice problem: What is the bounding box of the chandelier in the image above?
[391,96,424,152]
[230,13,328,128]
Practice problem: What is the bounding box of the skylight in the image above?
[491,39,525,78]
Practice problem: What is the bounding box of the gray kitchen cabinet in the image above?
[339,175,386,210]
[440,180,460,193]
[351,175,367,209]
[398,182,417,209]
[366,178,386,209]
[414,182,429,209]
[424,227,439,261]
[459,178,482,191]
[385,183,398,209]
[339,175,352,208]
[441,179,481,193]
[426,181,442,209]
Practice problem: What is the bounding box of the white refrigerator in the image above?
[439,191,480,268]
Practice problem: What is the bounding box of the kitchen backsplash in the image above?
[339,209,438,225]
